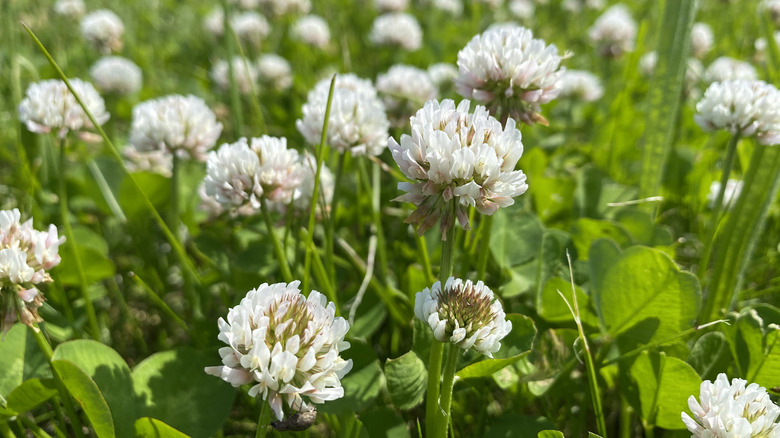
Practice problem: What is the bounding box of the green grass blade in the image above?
[638,0,697,204]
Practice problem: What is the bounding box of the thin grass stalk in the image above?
[416,232,435,284]
[86,161,126,222]
[303,75,336,294]
[436,344,461,438]
[559,250,607,437]
[18,413,53,438]
[476,215,493,279]
[232,30,268,135]
[57,137,100,341]
[29,324,85,438]
[21,23,201,285]
[260,197,293,283]
[326,153,348,282]
[130,272,189,331]
[221,0,245,137]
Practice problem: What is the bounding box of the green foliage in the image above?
[457,314,536,380]
[385,351,427,410]
[53,359,116,438]
[630,352,701,430]
[134,417,190,438]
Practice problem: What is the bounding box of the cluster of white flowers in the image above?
[415,277,512,357]
[428,63,459,89]
[376,65,438,124]
[431,0,463,15]
[128,95,223,163]
[0,209,65,335]
[297,74,390,156]
[211,57,259,95]
[369,13,423,51]
[80,9,124,54]
[559,70,604,102]
[89,56,143,95]
[682,373,780,437]
[691,23,714,59]
[257,54,293,91]
[695,80,780,145]
[54,0,85,19]
[232,11,271,46]
[704,57,758,83]
[588,4,636,57]
[291,15,331,48]
[203,7,226,36]
[205,281,352,422]
[761,0,780,26]
[561,0,605,13]
[204,136,304,210]
[708,179,743,209]
[18,79,109,140]
[455,23,565,125]
[509,0,535,20]
[375,0,409,11]
[390,99,528,236]
[266,153,336,216]
[258,0,311,16]
[755,31,780,63]
[123,145,173,177]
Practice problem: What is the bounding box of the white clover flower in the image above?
[89,56,143,95]
[691,23,714,59]
[204,136,304,210]
[80,9,124,54]
[415,277,512,357]
[297,74,390,156]
[428,63,459,89]
[257,54,293,91]
[707,179,743,209]
[375,0,409,12]
[18,79,109,140]
[639,51,659,76]
[291,15,331,48]
[695,80,780,145]
[0,209,65,335]
[293,153,335,213]
[390,99,528,236]
[123,144,173,177]
[54,0,85,19]
[129,95,223,162]
[455,23,566,125]
[704,57,758,83]
[509,0,535,20]
[369,13,423,51]
[431,0,463,15]
[205,281,352,422]
[682,373,780,437]
[258,0,311,16]
[211,57,259,95]
[562,0,605,12]
[204,7,226,36]
[232,11,271,47]
[588,4,636,57]
[755,32,780,63]
[376,65,438,125]
[761,0,780,26]
[559,70,604,102]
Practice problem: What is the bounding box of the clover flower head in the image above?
[588,4,636,57]
[431,0,463,15]
[375,0,409,12]
[0,209,65,335]
[369,13,423,51]
[415,277,512,357]
[89,56,143,95]
[54,0,85,19]
[258,0,311,16]
[232,11,271,46]
[257,54,293,91]
[639,51,659,76]
[377,65,438,126]
[18,79,109,140]
[562,0,605,12]
[695,80,780,145]
[704,57,758,84]
[559,69,604,102]
[509,0,535,20]
[707,179,743,209]
[129,95,223,162]
[761,0,780,26]
[123,144,173,177]
[691,23,714,59]
[297,74,390,156]
[204,8,226,36]
[389,99,528,237]
[455,23,565,125]
[203,136,304,210]
[292,15,330,48]
[293,153,335,213]
[682,373,780,437]
[428,63,459,89]
[205,281,352,422]
[80,9,124,54]
[211,57,259,95]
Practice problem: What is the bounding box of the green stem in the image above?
[30,325,85,438]
[86,160,126,222]
[436,344,461,438]
[326,153,347,282]
[261,197,293,283]
[58,137,100,341]
[170,154,180,233]
[699,133,740,279]
[476,215,494,279]
[425,341,445,438]
[255,400,272,438]
[303,75,336,294]
[440,218,457,283]
[416,232,435,285]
